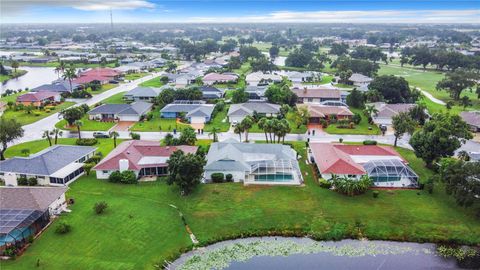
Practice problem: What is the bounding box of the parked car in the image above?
[93,132,110,138]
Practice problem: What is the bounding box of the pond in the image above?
[1,66,58,92]
[170,237,479,270]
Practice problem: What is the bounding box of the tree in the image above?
[60,107,84,126]
[55,60,66,79]
[264,82,297,106]
[208,127,220,142]
[269,46,280,59]
[460,96,472,109]
[436,70,478,100]
[400,55,409,67]
[285,48,312,68]
[257,117,269,143]
[0,118,24,160]
[74,120,83,139]
[329,43,348,56]
[231,88,249,103]
[363,104,378,117]
[62,65,77,92]
[167,150,206,195]
[250,57,277,72]
[240,116,254,142]
[346,88,365,108]
[156,88,175,105]
[130,132,140,140]
[220,39,237,53]
[289,106,309,128]
[408,103,428,125]
[233,123,244,142]
[42,130,52,146]
[409,113,473,167]
[21,148,30,156]
[338,70,353,84]
[179,127,197,145]
[11,61,19,73]
[109,131,119,147]
[391,112,416,147]
[368,75,414,103]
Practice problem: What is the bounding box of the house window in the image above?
[102,170,109,174]
[78,157,86,162]
[307,98,313,102]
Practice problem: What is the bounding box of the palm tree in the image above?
[233,123,244,142]
[55,60,66,79]
[240,116,254,142]
[265,119,274,143]
[42,130,52,146]
[50,128,63,144]
[257,117,269,143]
[11,61,19,73]
[109,131,119,147]
[74,120,83,139]
[62,65,77,92]
[208,127,220,142]
[363,105,378,117]
[457,150,470,161]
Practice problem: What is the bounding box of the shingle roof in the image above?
[228,101,280,117]
[0,145,96,176]
[16,91,59,102]
[460,111,480,128]
[160,103,214,117]
[349,73,373,83]
[94,140,197,171]
[374,103,416,118]
[292,88,341,99]
[300,104,353,118]
[88,102,152,116]
[203,73,238,82]
[125,87,163,98]
[0,187,68,210]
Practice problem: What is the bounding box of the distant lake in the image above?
[172,237,478,270]
[1,66,58,92]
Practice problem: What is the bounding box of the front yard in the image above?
[124,72,150,81]
[139,76,166,87]
[2,141,479,270]
[86,83,117,95]
[55,115,116,131]
[1,102,75,126]
[323,108,381,135]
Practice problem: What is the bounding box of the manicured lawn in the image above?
[203,107,230,132]
[55,115,115,131]
[124,72,149,81]
[249,111,307,134]
[0,70,27,83]
[102,92,127,104]
[139,76,166,87]
[1,102,75,126]
[252,42,292,56]
[324,108,380,135]
[130,110,190,132]
[301,75,333,85]
[0,90,29,103]
[86,84,117,95]
[232,62,252,75]
[2,141,479,270]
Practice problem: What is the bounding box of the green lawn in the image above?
[249,111,307,134]
[139,76,166,87]
[55,115,115,131]
[86,84,117,95]
[124,72,149,81]
[1,102,75,126]
[102,92,127,104]
[0,90,29,103]
[324,108,381,135]
[252,42,292,56]
[130,110,190,132]
[2,141,479,270]
[203,108,230,132]
[0,70,27,83]
[232,62,252,75]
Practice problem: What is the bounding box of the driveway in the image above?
[111,121,136,132]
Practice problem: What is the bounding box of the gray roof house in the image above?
[460,111,480,132]
[32,80,80,93]
[228,101,281,123]
[160,101,215,124]
[123,86,166,102]
[0,145,96,186]
[88,102,153,122]
[204,139,303,185]
[349,73,373,86]
[199,86,224,99]
[245,85,268,100]
[370,102,417,126]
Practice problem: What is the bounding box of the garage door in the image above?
[190,116,205,124]
[119,115,139,121]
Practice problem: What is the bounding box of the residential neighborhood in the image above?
[0,3,479,269]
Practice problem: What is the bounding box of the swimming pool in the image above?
[254,173,293,182]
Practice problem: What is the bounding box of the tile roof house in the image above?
[298,104,353,123]
[160,101,215,124]
[88,102,153,122]
[73,68,121,85]
[228,101,281,123]
[245,72,282,86]
[371,102,417,126]
[460,111,480,132]
[0,145,96,186]
[309,143,418,187]
[292,87,343,104]
[16,91,61,107]
[204,139,303,185]
[123,86,165,102]
[94,140,198,179]
[203,73,238,85]
[349,73,373,86]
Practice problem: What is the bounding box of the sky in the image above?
[1,0,479,24]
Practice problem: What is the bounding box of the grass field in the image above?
[1,102,75,126]
[102,92,127,104]
[2,141,479,270]
[124,72,150,81]
[130,110,191,132]
[139,76,166,87]
[203,108,230,132]
[324,108,381,135]
[55,115,116,131]
[86,84,117,95]
[0,70,27,83]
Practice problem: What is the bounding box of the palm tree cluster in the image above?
[42,128,64,146]
[257,117,291,144]
[331,175,373,196]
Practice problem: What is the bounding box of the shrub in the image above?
[93,201,108,215]
[83,163,95,175]
[34,113,41,116]
[225,174,233,182]
[211,173,225,183]
[319,178,332,189]
[55,221,71,234]
[27,177,38,186]
[17,177,28,186]
[85,156,101,164]
[45,109,51,113]
[120,170,138,184]
[352,113,362,125]
[332,175,372,196]
[373,190,380,198]
[130,132,140,140]
[76,138,98,146]
[363,140,377,145]
[108,171,122,183]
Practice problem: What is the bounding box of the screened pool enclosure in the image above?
[363,159,419,187]
[249,159,302,183]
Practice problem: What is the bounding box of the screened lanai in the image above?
[0,209,50,251]
[249,159,302,183]
[363,159,419,188]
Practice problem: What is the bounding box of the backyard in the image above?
[2,140,479,270]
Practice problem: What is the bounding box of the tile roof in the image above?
[300,104,353,118]
[203,73,238,82]
[0,145,96,176]
[94,140,197,171]
[16,91,60,102]
[0,187,68,210]
[292,88,342,99]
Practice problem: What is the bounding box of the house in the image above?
[245,72,282,86]
[245,85,268,100]
[199,86,224,99]
[292,87,344,104]
[309,142,418,188]
[204,139,303,185]
[460,111,480,132]
[280,71,319,83]
[370,102,416,126]
[0,145,96,186]
[73,68,121,85]
[174,73,198,87]
[16,91,61,107]
[32,80,80,93]
[228,101,281,123]
[160,101,215,124]
[0,187,68,252]
[203,73,238,85]
[88,102,153,122]
[94,140,198,179]
[349,73,373,87]
[124,86,164,102]
[299,104,353,123]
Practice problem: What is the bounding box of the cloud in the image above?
[1,0,155,14]
[187,9,480,24]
